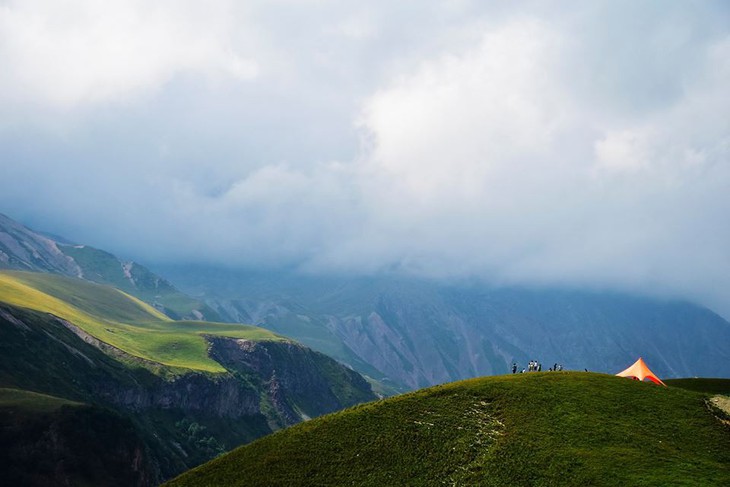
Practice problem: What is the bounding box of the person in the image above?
[553,363,558,372]
[512,363,517,374]
[537,363,542,372]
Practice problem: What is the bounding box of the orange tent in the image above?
[616,357,666,386]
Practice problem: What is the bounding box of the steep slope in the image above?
[0,273,377,481]
[0,388,155,487]
[162,267,730,389]
[166,373,730,487]
[0,212,218,320]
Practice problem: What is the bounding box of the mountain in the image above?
[159,267,730,390]
[0,212,219,320]
[165,373,730,486]
[0,271,376,482]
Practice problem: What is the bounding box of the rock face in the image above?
[0,303,376,482]
[0,212,81,276]
[209,337,375,426]
[310,289,730,389]
[99,373,262,418]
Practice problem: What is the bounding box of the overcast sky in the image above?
[1,1,729,316]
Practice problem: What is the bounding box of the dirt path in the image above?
[710,395,730,426]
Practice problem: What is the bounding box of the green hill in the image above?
[0,270,285,372]
[59,244,222,320]
[166,373,730,487]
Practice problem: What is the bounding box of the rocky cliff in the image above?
[209,337,375,426]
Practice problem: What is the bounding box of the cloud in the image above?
[341,14,730,312]
[0,1,729,316]
[0,0,257,108]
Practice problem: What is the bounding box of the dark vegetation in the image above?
[665,378,730,395]
[0,300,375,483]
[0,388,154,487]
[0,303,267,481]
[167,373,730,487]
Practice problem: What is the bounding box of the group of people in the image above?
[511,361,564,374]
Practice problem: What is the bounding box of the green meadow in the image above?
[0,271,286,372]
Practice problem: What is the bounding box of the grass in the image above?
[0,271,287,372]
[665,378,730,395]
[60,244,222,320]
[166,372,730,487]
[0,387,83,413]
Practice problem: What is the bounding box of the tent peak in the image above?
[616,357,666,386]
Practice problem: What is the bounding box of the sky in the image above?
[1,1,729,316]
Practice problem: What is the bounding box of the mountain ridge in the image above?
[159,266,730,389]
[0,212,219,321]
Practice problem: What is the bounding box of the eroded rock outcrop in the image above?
[208,336,375,426]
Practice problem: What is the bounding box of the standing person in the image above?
[553,363,558,372]
[537,363,542,372]
[512,363,517,374]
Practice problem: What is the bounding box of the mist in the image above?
[1,1,729,317]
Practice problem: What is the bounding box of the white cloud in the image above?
[0,0,257,108]
[360,20,566,204]
[0,1,729,316]
[312,16,730,314]
[594,130,653,173]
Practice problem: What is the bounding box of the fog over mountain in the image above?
[1,1,728,317]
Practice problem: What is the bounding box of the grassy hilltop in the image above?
[0,270,286,372]
[167,373,730,487]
